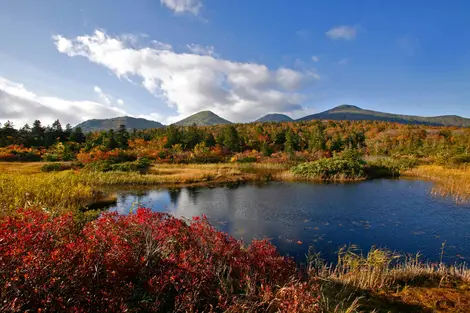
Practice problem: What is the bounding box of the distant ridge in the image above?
[74,105,470,131]
[75,116,163,132]
[174,111,232,126]
[256,113,293,123]
[297,105,470,127]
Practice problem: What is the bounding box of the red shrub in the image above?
[0,209,320,312]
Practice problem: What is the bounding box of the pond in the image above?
[107,179,470,264]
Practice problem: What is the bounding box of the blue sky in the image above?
[1,0,469,126]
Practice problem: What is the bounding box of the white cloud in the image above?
[160,0,202,15]
[312,56,319,62]
[0,76,127,127]
[54,30,318,122]
[93,85,124,106]
[326,25,357,41]
[186,44,216,56]
[338,58,349,65]
[93,86,111,105]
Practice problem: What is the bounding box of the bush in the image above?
[236,156,258,163]
[0,208,320,312]
[365,157,418,178]
[83,160,114,172]
[42,153,60,162]
[40,163,64,172]
[291,151,365,180]
[109,158,151,173]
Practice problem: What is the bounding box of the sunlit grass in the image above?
[313,246,470,312]
[0,161,45,174]
[405,164,470,202]
[0,162,281,215]
[0,171,94,215]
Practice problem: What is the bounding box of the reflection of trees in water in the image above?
[168,188,182,206]
[186,187,200,205]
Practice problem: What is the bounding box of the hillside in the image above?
[297,105,470,127]
[174,111,232,126]
[75,116,164,132]
[255,113,293,123]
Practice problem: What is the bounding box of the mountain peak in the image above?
[174,111,232,126]
[256,113,293,123]
[75,116,163,132]
[330,105,362,111]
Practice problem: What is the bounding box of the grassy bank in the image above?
[0,162,289,215]
[2,160,470,216]
[405,165,470,203]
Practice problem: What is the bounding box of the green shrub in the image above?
[237,156,258,163]
[40,163,68,172]
[83,160,114,172]
[42,153,60,162]
[366,157,418,178]
[291,151,365,180]
[85,158,151,173]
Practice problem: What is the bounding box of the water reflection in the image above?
[108,180,470,263]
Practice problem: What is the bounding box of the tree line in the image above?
[1,119,470,163]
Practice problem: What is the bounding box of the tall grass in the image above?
[0,163,267,215]
[312,246,470,291]
[405,164,470,202]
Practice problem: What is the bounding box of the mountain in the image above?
[75,116,164,132]
[297,105,470,127]
[174,111,232,126]
[255,113,293,123]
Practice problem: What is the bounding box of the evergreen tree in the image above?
[165,125,181,148]
[204,133,216,147]
[223,125,240,152]
[284,129,294,154]
[105,129,119,150]
[308,125,325,152]
[116,124,130,149]
[31,120,45,146]
[0,121,18,146]
[70,127,86,144]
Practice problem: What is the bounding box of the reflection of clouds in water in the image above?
[112,190,173,215]
[106,180,470,263]
[169,185,307,246]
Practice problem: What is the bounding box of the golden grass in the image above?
[0,162,281,215]
[0,162,45,174]
[315,246,470,312]
[405,165,470,202]
[0,171,94,215]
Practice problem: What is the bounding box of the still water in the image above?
[108,179,470,263]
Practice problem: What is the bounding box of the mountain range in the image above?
[75,105,470,131]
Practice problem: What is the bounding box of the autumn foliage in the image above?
[0,209,320,312]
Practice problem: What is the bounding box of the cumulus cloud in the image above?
[53,30,318,122]
[0,76,126,127]
[160,0,202,15]
[311,56,319,62]
[326,25,357,41]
